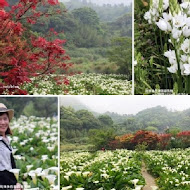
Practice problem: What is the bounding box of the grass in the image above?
[60,143,93,152]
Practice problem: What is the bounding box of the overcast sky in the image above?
[60,96,190,115]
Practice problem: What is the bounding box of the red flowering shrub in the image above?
[107,139,122,150]
[0,0,70,94]
[131,130,159,150]
[157,133,171,150]
[110,130,190,150]
[176,131,190,148]
[116,134,134,149]
[118,134,134,143]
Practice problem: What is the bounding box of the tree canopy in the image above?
[0,97,57,117]
[0,0,70,94]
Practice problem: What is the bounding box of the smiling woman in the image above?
[0,103,23,190]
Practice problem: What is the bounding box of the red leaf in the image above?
[0,0,9,8]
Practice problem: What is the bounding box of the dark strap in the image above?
[0,170,17,188]
[0,140,16,169]
[10,154,16,169]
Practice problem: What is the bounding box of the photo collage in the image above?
[0,0,189,190]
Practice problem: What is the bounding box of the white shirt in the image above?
[0,136,12,171]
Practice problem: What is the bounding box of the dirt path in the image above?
[141,162,158,190]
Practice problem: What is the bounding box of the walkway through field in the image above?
[141,162,157,190]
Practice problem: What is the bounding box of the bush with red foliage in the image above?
[108,130,190,150]
[107,139,122,150]
[157,133,172,150]
[131,130,159,150]
[0,0,70,94]
[176,131,190,148]
[116,134,134,149]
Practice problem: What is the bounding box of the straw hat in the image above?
[0,103,14,121]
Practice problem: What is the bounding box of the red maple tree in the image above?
[0,0,70,94]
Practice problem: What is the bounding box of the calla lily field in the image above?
[60,150,145,190]
[144,148,190,190]
[9,116,58,190]
[22,74,132,95]
[60,148,190,190]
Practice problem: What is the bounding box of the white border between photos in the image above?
[58,95,60,190]
[132,0,134,95]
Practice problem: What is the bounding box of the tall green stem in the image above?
[185,75,190,94]
[159,30,168,89]
[154,27,164,88]
[174,42,183,93]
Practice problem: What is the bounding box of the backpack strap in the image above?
[0,139,11,151]
[0,140,16,169]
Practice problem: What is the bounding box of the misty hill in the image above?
[104,111,131,123]
[60,0,131,6]
[124,106,190,132]
[108,13,132,36]
[87,0,131,6]
[60,97,90,111]
[105,106,189,132]
[60,0,132,22]
[60,104,190,135]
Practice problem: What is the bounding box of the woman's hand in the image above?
[14,183,23,190]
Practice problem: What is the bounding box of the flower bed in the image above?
[60,150,145,190]
[22,74,132,95]
[144,148,190,190]
[10,116,58,190]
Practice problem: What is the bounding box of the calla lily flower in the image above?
[156,19,168,31]
[131,179,139,187]
[9,169,20,180]
[62,186,72,190]
[46,175,56,185]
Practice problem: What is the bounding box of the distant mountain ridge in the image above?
[61,101,190,132]
[59,0,132,22]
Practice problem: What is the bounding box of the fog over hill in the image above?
[60,97,190,131]
[59,0,131,6]
[60,96,90,111]
[60,96,190,115]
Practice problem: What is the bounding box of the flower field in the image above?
[60,149,190,190]
[9,116,58,190]
[22,74,132,95]
[144,148,190,190]
[60,150,145,190]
